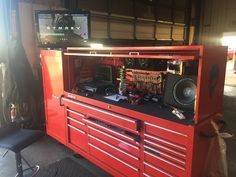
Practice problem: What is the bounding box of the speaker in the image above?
[138,58,149,69]
[124,58,167,71]
[124,58,136,68]
[163,73,197,110]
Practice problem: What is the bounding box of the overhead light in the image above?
[90,43,104,49]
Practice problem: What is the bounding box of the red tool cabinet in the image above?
[41,46,227,177]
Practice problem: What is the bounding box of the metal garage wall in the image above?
[201,0,236,45]
[67,0,191,46]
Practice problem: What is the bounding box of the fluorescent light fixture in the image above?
[90,43,104,48]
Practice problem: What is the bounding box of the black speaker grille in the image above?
[163,73,197,110]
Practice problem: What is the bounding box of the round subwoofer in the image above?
[173,78,196,106]
[163,73,197,110]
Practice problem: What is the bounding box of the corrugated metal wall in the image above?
[201,0,236,45]
[66,0,190,46]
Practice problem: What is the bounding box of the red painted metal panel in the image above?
[195,46,227,123]
[41,50,66,144]
[68,125,88,151]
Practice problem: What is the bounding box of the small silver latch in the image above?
[129,52,140,56]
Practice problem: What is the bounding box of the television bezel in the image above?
[35,10,91,48]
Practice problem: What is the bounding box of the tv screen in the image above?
[35,10,90,48]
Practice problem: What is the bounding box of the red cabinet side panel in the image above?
[41,50,66,144]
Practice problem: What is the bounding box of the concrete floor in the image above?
[0,86,236,177]
[224,86,236,177]
[0,136,112,177]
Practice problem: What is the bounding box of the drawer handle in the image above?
[88,126,139,150]
[144,151,185,171]
[88,143,139,172]
[143,173,151,177]
[144,139,186,158]
[144,145,160,156]
[144,145,186,165]
[67,109,85,118]
[144,134,186,151]
[67,117,85,126]
[53,95,64,106]
[144,162,174,177]
[84,119,139,144]
[68,125,86,134]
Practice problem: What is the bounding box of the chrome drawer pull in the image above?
[67,109,85,117]
[144,134,186,151]
[88,134,139,160]
[143,173,151,177]
[68,125,85,134]
[144,151,185,171]
[144,162,174,177]
[144,122,188,137]
[144,139,186,158]
[88,143,139,172]
[144,145,186,165]
[67,117,85,126]
[88,126,139,150]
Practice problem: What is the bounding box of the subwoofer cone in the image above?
[173,78,196,106]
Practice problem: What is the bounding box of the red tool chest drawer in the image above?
[67,117,86,132]
[144,162,175,177]
[88,125,140,157]
[66,108,86,132]
[62,98,139,133]
[88,134,139,168]
[143,121,189,177]
[85,118,140,146]
[67,108,86,122]
[68,125,88,151]
[144,122,188,147]
[144,149,185,177]
[89,143,139,177]
[144,135,187,160]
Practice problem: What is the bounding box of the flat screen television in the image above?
[35,10,90,48]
